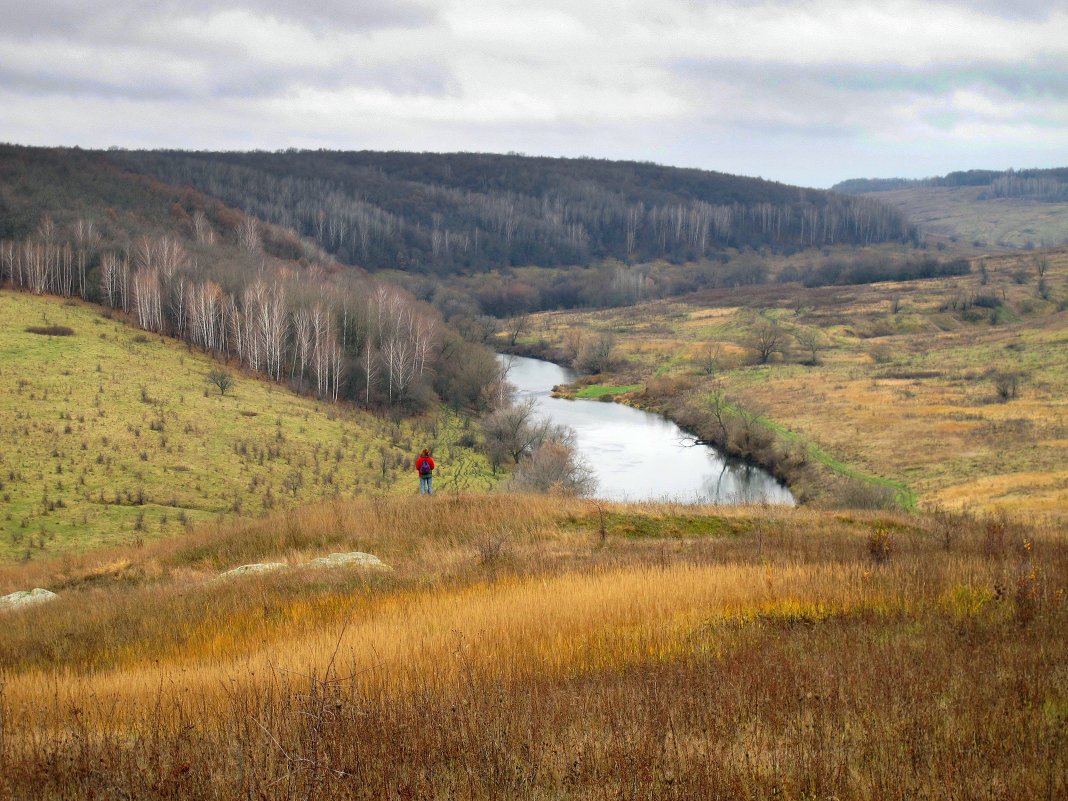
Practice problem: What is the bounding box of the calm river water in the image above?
[501,355,795,505]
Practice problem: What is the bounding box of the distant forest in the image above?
[834,167,1068,202]
[105,150,917,274]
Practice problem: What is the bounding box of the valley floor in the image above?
[516,248,1068,518]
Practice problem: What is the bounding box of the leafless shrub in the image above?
[981,511,1011,558]
[573,333,616,374]
[868,344,893,364]
[991,370,1021,402]
[1013,548,1040,626]
[749,318,785,364]
[832,478,900,510]
[475,532,511,567]
[510,439,594,496]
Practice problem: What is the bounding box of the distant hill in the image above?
[834,167,1068,201]
[833,167,1068,249]
[0,144,315,263]
[104,149,916,272]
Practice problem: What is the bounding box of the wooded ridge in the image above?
[833,166,1068,202]
[104,148,917,272]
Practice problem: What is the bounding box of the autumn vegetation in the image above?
[0,146,505,414]
[109,148,917,272]
[1,494,1065,799]
[3,144,1068,799]
[834,167,1068,251]
[515,247,1068,516]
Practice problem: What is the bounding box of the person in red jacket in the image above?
[415,448,435,495]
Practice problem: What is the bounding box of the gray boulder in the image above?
[305,552,390,570]
[218,562,287,578]
[0,588,58,611]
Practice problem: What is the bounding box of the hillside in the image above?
[0,144,311,262]
[1,494,1064,799]
[0,291,496,560]
[104,149,916,272]
[510,248,1068,516]
[833,168,1068,250]
[0,144,506,415]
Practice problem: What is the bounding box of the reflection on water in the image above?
[502,355,795,506]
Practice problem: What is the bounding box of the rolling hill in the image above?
[1,493,1064,798]
[509,247,1068,516]
[105,148,917,272]
[834,167,1068,250]
[1,150,1066,801]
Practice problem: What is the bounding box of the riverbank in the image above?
[504,339,919,509]
[503,354,794,505]
[501,342,821,505]
[501,247,1068,515]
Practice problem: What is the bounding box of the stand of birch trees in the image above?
[1,216,443,409]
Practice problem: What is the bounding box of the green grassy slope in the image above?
[0,291,496,561]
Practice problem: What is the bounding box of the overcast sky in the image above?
[1,0,1066,187]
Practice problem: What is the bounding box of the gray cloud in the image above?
[0,57,456,103]
[670,55,1068,134]
[0,0,434,38]
[822,58,1068,101]
[0,68,186,102]
[943,0,1068,20]
[0,0,453,104]
[0,0,1065,186]
[686,0,1067,19]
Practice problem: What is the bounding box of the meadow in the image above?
[873,185,1068,250]
[0,290,497,560]
[516,248,1068,517]
[0,494,1064,799]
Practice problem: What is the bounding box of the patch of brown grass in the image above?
[0,495,1065,799]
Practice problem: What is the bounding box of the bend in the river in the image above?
[501,355,795,506]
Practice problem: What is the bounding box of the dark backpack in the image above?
[419,458,432,476]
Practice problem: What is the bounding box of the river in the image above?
[501,355,795,505]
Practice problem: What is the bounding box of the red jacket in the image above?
[416,456,435,475]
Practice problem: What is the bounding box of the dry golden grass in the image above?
[519,248,1068,517]
[1,495,1065,799]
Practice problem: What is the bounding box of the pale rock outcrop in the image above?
[218,562,287,578]
[304,552,390,570]
[0,588,58,611]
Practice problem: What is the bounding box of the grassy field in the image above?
[0,290,497,560]
[515,248,1068,516]
[872,185,1068,250]
[0,494,1064,799]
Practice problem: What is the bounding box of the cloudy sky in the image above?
[1,0,1066,187]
